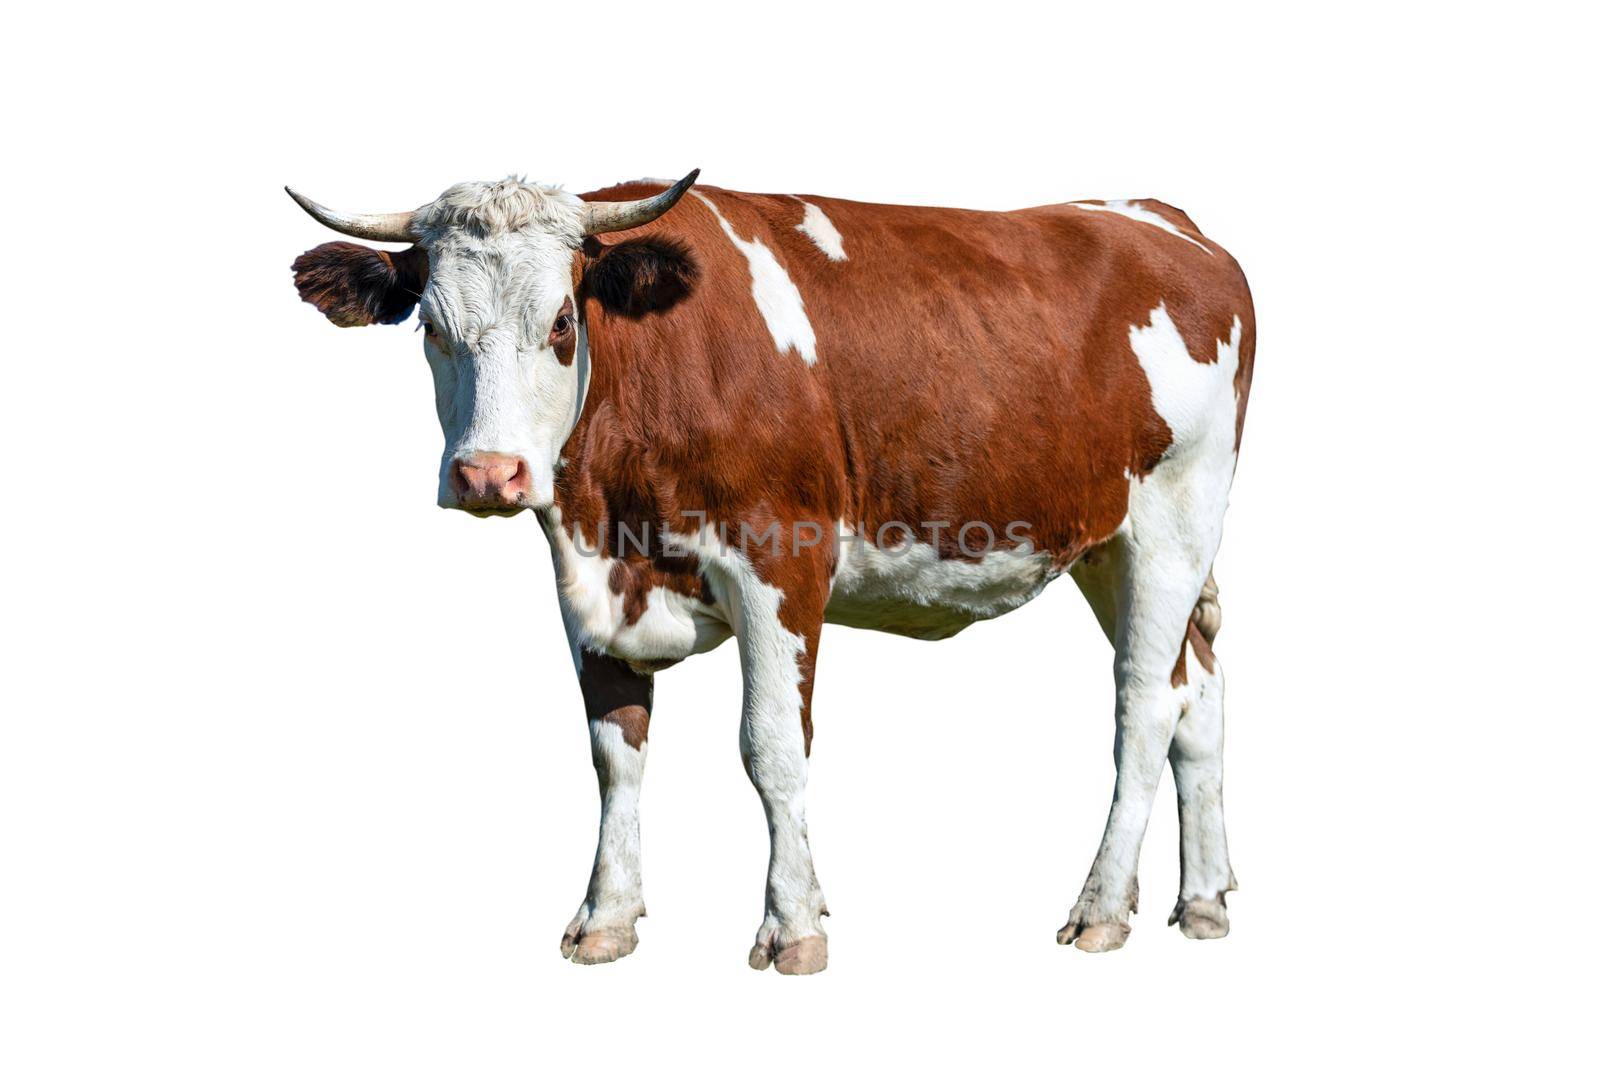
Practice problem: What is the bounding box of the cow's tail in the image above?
[1192,569,1221,645]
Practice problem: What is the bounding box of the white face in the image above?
[417,227,589,514]
[291,172,697,514]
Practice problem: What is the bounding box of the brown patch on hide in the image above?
[579,648,653,749]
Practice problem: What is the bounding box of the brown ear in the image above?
[292,242,428,327]
[581,237,698,318]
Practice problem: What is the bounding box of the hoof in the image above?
[560,921,639,965]
[1168,896,1230,940]
[750,934,827,975]
[1057,920,1130,953]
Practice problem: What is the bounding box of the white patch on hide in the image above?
[1123,301,1242,681]
[792,198,848,261]
[1070,199,1213,255]
[691,190,818,364]
[826,524,1058,639]
[1130,305,1242,470]
[541,509,732,666]
[1122,303,1242,588]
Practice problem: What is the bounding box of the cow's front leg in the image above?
[727,549,830,975]
[561,649,652,965]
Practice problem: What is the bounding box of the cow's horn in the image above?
[581,169,700,235]
[285,187,418,243]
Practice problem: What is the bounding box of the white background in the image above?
[3,1,1594,1063]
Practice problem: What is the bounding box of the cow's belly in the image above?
[826,535,1061,640]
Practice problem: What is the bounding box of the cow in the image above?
[287,169,1255,974]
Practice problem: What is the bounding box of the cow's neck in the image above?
[539,312,735,667]
[547,313,678,541]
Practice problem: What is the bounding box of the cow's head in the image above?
[289,171,699,516]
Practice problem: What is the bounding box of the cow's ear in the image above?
[582,236,698,318]
[292,242,428,327]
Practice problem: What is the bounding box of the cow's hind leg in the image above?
[1060,531,1219,952]
[1167,572,1237,938]
[561,649,652,965]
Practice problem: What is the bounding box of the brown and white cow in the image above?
[288,170,1255,973]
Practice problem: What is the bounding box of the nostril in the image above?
[451,460,486,502]
[507,458,533,497]
[488,460,525,503]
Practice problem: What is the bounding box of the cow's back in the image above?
[669,188,1252,545]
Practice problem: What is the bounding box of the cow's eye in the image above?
[552,314,572,335]
[420,320,438,338]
